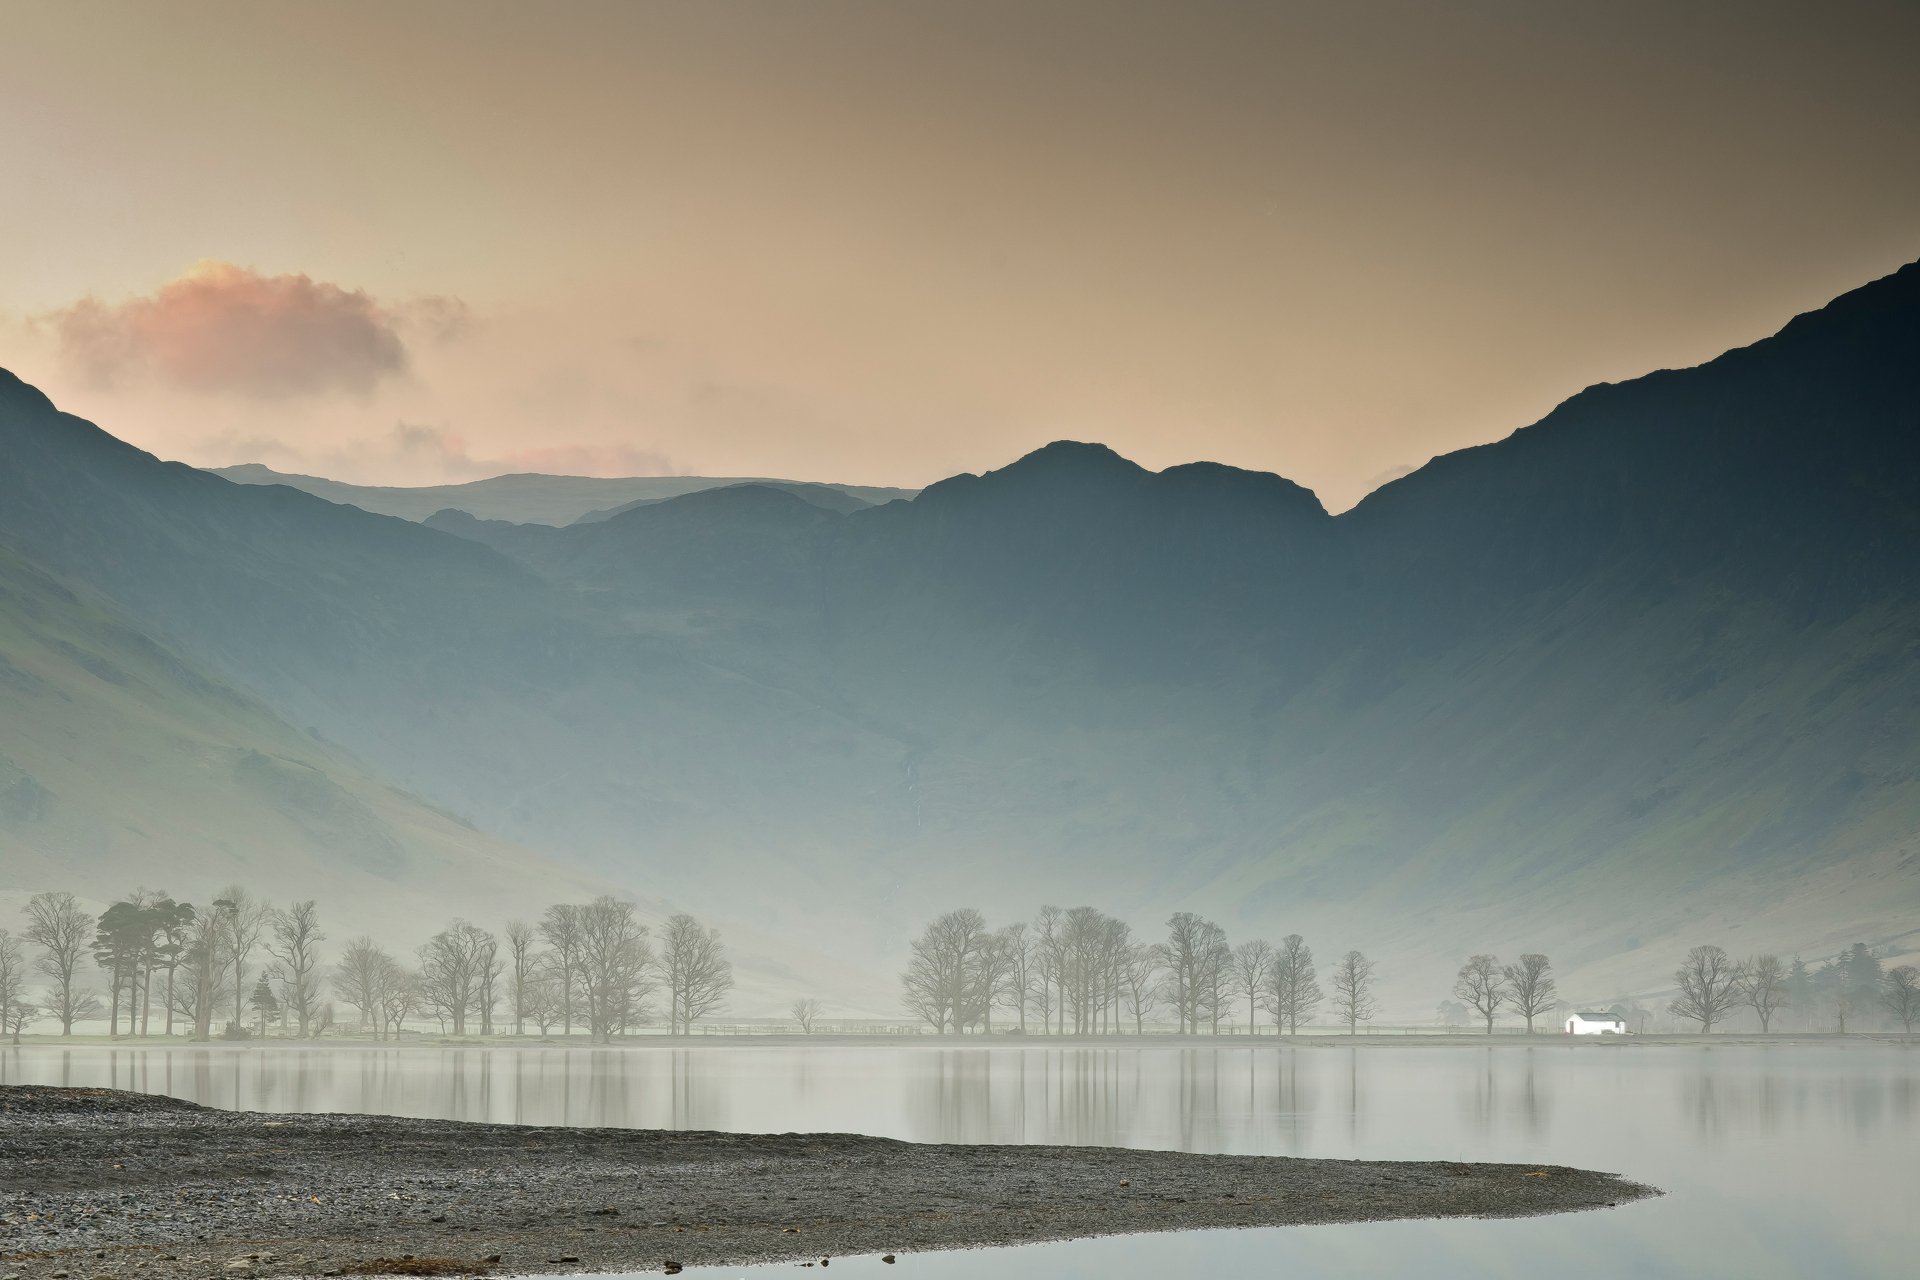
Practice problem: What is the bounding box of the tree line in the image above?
[1437,942,1920,1034]
[896,910,1920,1037]
[0,888,735,1043]
[901,907,1380,1035]
[1665,943,1918,1034]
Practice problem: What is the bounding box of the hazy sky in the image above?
[3,1,1917,509]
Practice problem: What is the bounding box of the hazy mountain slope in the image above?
[5,261,1918,1015]
[0,541,898,1015]
[213,464,915,525]
[431,261,1920,1005]
[0,374,918,934]
[0,541,608,938]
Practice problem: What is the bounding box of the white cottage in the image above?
[1565,1011,1628,1035]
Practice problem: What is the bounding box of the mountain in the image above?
[0,371,916,941]
[0,539,607,941]
[212,464,917,525]
[5,260,1919,1014]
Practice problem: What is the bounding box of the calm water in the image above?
[3,1042,1914,1278]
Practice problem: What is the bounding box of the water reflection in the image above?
[3,1042,1916,1279]
[0,1042,1912,1160]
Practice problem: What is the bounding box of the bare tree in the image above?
[418,920,493,1035]
[171,913,233,1041]
[24,891,96,1033]
[902,908,989,1034]
[661,912,733,1034]
[378,966,419,1037]
[969,925,1023,1034]
[1199,925,1233,1034]
[790,997,824,1033]
[1162,912,1226,1034]
[0,929,31,1044]
[1032,906,1064,1034]
[1502,954,1556,1033]
[578,896,655,1040]
[521,965,564,1034]
[1883,965,1920,1034]
[538,903,585,1036]
[1454,954,1508,1034]
[332,936,395,1037]
[1669,944,1741,1032]
[995,923,1031,1033]
[216,887,273,1033]
[504,920,536,1036]
[267,900,326,1038]
[184,904,231,1041]
[1121,942,1160,1033]
[1331,950,1377,1033]
[476,933,503,1035]
[1060,906,1111,1034]
[1265,934,1322,1034]
[1232,939,1274,1034]
[1,993,36,1044]
[1735,954,1789,1032]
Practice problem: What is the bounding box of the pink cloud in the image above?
[48,261,417,398]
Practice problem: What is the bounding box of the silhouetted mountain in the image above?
[574,479,893,522]
[5,260,1919,1008]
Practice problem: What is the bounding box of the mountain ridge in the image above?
[4,258,1919,1014]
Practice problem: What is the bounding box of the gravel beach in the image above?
[0,1086,1657,1278]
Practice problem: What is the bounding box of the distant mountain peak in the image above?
[1004,439,1149,474]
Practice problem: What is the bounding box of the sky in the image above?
[3,1,1917,510]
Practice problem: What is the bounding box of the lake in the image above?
[2,1040,1913,1278]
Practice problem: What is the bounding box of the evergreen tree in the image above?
[250,973,280,1035]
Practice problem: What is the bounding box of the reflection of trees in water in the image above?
[1671,1056,1914,1141]
[906,1049,1141,1148]
[1458,1047,1550,1141]
[1463,1047,1496,1134]
[1515,1049,1546,1138]
[899,1048,1329,1153]
[18,1043,1916,1166]
[917,1049,995,1144]
[1274,1047,1315,1151]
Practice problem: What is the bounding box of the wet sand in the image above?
[0,1086,1657,1278]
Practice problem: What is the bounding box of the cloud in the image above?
[398,295,473,344]
[47,261,421,398]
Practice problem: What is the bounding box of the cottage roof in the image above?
[1571,1011,1623,1020]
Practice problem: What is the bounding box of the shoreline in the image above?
[0,1086,1657,1278]
[6,1030,1910,1053]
